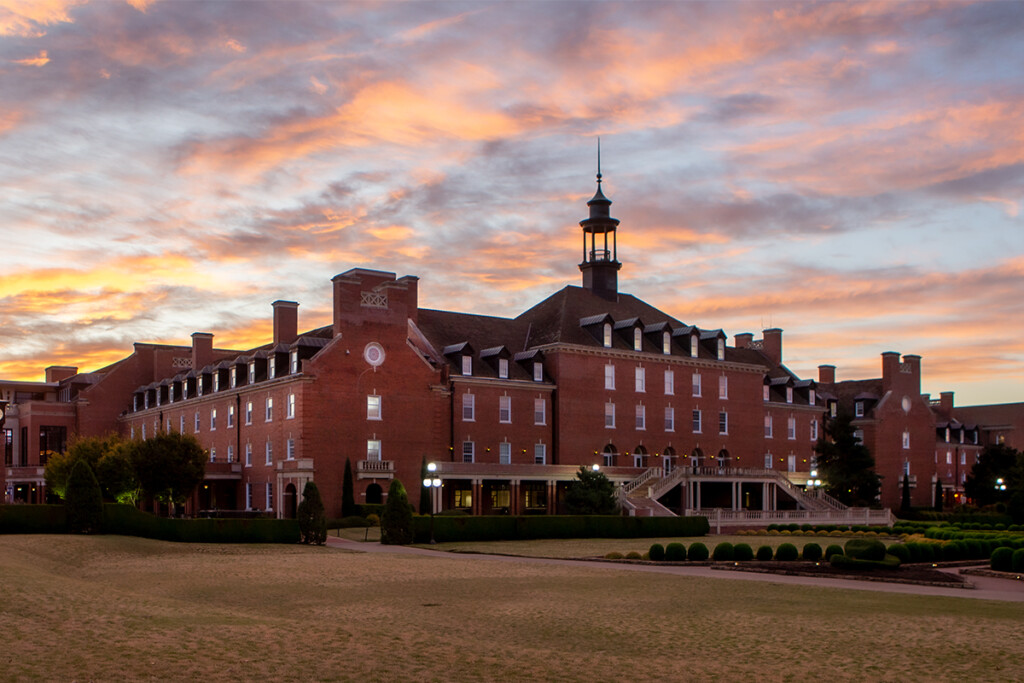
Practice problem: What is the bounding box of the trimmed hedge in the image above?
[830,553,901,570]
[802,542,823,562]
[733,543,753,562]
[824,544,844,561]
[775,543,798,561]
[0,504,67,534]
[844,538,886,561]
[991,547,1014,572]
[1013,549,1024,573]
[410,514,710,543]
[886,543,910,563]
[649,543,666,561]
[755,545,773,561]
[712,542,734,561]
[687,542,709,561]
[665,542,686,561]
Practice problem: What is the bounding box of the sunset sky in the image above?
[1,0,1022,406]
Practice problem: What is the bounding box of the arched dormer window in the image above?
[717,338,725,360]
[662,331,671,355]
[603,323,612,348]
[690,334,698,357]
[461,355,472,376]
[633,327,642,351]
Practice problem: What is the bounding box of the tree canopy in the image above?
[381,479,414,545]
[130,431,206,514]
[65,459,103,534]
[564,466,618,515]
[814,412,881,507]
[44,433,138,503]
[297,481,327,545]
[964,443,1023,515]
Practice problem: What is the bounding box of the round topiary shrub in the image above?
[802,542,823,562]
[767,529,780,536]
[1013,548,1024,573]
[824,544,844,561]
[844,538,886,561]
[990,547,1014,572]
[779,530,792,536]
[756,545,773,561]
[712,542,735,561]
[625,551,642,560]
[941,543,959,561]
[688,542,710,561]
[605,551,624,560]
[665,542,686,562]
[649,543,666,562]
[887,543,910,563]
[775,543,799,561]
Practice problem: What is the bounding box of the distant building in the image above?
[4,172,1020,518]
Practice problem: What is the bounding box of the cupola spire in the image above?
[578,139,621,301]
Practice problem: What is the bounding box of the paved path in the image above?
[324,536,1024,602]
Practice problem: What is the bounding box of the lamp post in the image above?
[423,462,442,544]
[995,477,1007,492]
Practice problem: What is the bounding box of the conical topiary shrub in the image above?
[297,481,327,545]
[381,479,414,545]
[66,459,103,534]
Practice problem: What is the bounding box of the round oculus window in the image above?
[363,342,385,367]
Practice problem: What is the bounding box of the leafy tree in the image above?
[814,411,881,507]
[381,479,414,545]
[45,433,136,501]
[65,459,103,534]
[564,466,618,515]
[964,443,1021,508]
[341,458,356,517]
[418,456,431,515]
[96,440,140,504]
[130,432,206,515]
[297,481,327,545]
[934,478,943,512]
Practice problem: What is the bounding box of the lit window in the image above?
[181,383,188,400]
[810,420,818,441]
[290,350,299,374]
[210,409,217,430]
[664,369,674,395]
[692,410,702,433]
[230,367,237,389]
[213,374,220,392]
[605,402,616,428]
[143,393,149,410]
[719,411,728,435]
[765,415,773,438]
[367,440,381,461]
[265,397,273,421]
[462,441,475,463]
[959,430,964,444]
[690,334,698,357]
[809,389,815,406]
[636,404,646,430]
[662,331,671,355]
[633,327,642,351]
[248,361,256,384]
[245,443,252,466]
[719,376,728,399]
[367,395,381,420]
[155,390,161,407]
[194,412,200,433]
[498,358,509,379]
[287,393,296,419]
[603,323,612,348]
[665,406,675,432]
[786,387,793,404]
[462,393,475,421]
[902,431,910,449]
[533,362,543,382]
[605,364,615,390]
[499,442,511,464]
[717,339,725,361]
[534,398,546,425]
[287,438,295,460]
[268,357,276,380]
[534,443,546,465]
[635,366,646,393]
[499,395,511,423]
[788,417,796,440]
[945,427,951,443]
[265,440,272,465]
[855,401,864,417]
[830,402,837,418]
[209,447,216,463]
[692,373,701,397]
[461,355,472,376]
[245,401,253,425]
[227,405,234,428]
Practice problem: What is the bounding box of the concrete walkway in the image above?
[324,536,1024,602]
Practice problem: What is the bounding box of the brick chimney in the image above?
[938,391,954,419]
[191,332,214,370]
[880,351,900,390]
[734,333,753,349]
[272,300,299,345]
[761,328,783,365]
[818,364,836,385]
[45,366,78,383]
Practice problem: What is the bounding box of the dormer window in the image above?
[690,334,698,357]
[633,327,642,351]
[181,383,188,400]
[213,374,220,392]
[133,395,139,411]
[248,361,256,384]
[763,384,770,401]
[197,379,203,397]
[972,431,978,445]
[959,430,964,444]
[809,390,815,406]
[533,362,543,382]
[144,392,150,409]
[830,402,837,418]
[662,331,671,355]
[269,357,276,380]
[230,367,237,388]
[603,323,612,348]
[786,387,793,404]
[498,358,509,379]
[290,350,299,374]
[155,390,161,407]
[169,385,175,403]
[855,402,864,417]
[462,355,472,376]
[717,339,725,361]
[945,427,950,443]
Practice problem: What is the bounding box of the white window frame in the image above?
[534,398,546,426]
[227,405,234,428]
[227,444,234,463]
[786,387,793,404]
[765,454,773,469]
[499,441,511,465]
[245,401,253,425]
[248,361,256,384]
[265,397,273,422]
[169,385,175,403]
[367,394,382,421]
[690,334,698,357]
[499,395,511,424]
[810,420,818,441]
[265,440,272,465]
[246,483,252,510]
[664,369,674,395]
[662,331,671,355]
[633,327,642,351]
[603,323,612,348]
[213,374,220,393]
[636,404,646,430]
[855,401,864,417]
[533,362,543,382]
[266,483,273,512]
[498,358,509,379]
[605,364,615,390]
[210,409,217,431]
[245,442,252,467]
[765,415,773,438]
[692,373,701,397]
[462,393,475,422]
[367,439,381,461]
[902,431,910,449]
[230,367,237,389]
[809,389,815,406]
[461,355,472,376]
[692,409,702,434]
[287,393,296,419]
[290,350,299,374]
[717,338,725,361]
[194,411,200,433]
[605,402,616,429]
[534,443,546,465]
[718,411,728,435]
[462,441,475,463]
[665,406,675,432]
[719,375,728,400]
[179,415,185,433]
[209,447,216,463]
[286,438,295,460]
[268,356,276,380]
[635,366,646,393]
[788,416,796,440]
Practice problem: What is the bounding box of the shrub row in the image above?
[765,523,894,533]
[990,547,1024,573]
[641,541,827,563]
[411,514,710,543]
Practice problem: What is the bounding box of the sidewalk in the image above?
[324,536,1024,602]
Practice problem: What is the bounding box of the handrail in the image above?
[621,466,662,495]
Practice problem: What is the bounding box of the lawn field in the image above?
[3,535,1023,682]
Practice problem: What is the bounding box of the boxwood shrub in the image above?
[775,543,798,561]
[410,514,710,543]
[649,543,666,561]
[733,543,754,561]
[712,542,735,561]
[991,547,1014,572]
[687,542,709,561]
[1013,548,1024,573]
[844,538,886,561]
[886,543,910,563]
[824,544,844,561]
[802,542,823,561]
[756,545,773,561]
[665,542,686,561]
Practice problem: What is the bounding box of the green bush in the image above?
[101,504,299,543]
[357,503,386,519]
[830,554,902,570]
[755,545,773,561]
[712,542,734,561]
[824,544,844,561]
[0,504,66,533]
[333,515,371,528]
[687,542,709,561]
[296,482,327,545]
[844,538,886,561]
[409,514,709,543]
[605,551,624,560]
[381,480,414,545]
[887,543,910,563]
[665,542,686,561]
[802,542,823,561]
[991,547,1014,572]
[733,543,753,561]
[1013,549,1024,573]
[649,543,666,561]
[65,460,104,534]
[625,551,642,560]
[775,543,798,561]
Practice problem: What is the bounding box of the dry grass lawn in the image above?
[3,535,1023,682]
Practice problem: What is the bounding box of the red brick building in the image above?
[3,173,1020,518]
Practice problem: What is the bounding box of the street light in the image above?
[591,463,600,472]
[995,477,1007,492]
[423,462,442,544]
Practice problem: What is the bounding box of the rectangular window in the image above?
[717,338,725,361]
[367,395,381,420]
[227,405,234,428]
[141,423,146,440]
[285,393,295,419]
[635,366,646,392]
[719,376,728,399]
[764,454,773,469]
[209,447,216,463]
[788,455,796,472]
[248,361,256,384]
[664,369,674,395]
[461,355,472,376]
[605,402,616,428]
[210,409,217,430]
[181,383,188,400]
[960,452,966,465]
[168,385,175,403]
[213,373,220,392]
[662,332,671,355]
[265,441,272,465]
[246,483,252,510]
[287,438,295,460]
[605,364,615,390]
[690,335,698,357]
[367,440,381,461]
[245,443,252,466]
[499,395,511,423]
[633,327,642,351]
[665,406,675,432]
[179,415,185,433]
[533,362,543,382]
[534,398,546,425]
[197,379,202,397]
[786,387,793,404]
[166,419,172,432]
[854,429,864,444]
[265,397,273,422]
[855,402,864,417]
[268,357,276,380]
[245,401,253,425]
[290,350,299,374]
[719,411,728,435]
[810,420,818,441]
[765,415,773,438]
[830,402,837,418]
[809,389,816,406]
[692,409,702,434]
[763,384,770,401]
[230,366,237,389]
[603,323,612,348]
[499,442,511,465]
[227,444,234,463]
[902,431,910,449]
[462,441,475,463]
[194,411,200,433]
[946,451,952,465]
[266,483,273,511]
[788,417,796,440]
[692,373,701,397]
[462,393,475,421]
[499,358,509,379]
[636,404,646,430]
[534,443,546,465]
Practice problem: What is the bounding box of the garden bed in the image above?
[713,561,971,588]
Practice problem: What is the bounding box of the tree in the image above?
[964,443,1021,508]
[297,481,327,545]
[564,466,618,515]
[418,456,431,515]
[130,432,206,515]
[381,479,414,545]
[900,473,911,512]
[814,411,881,507]
[341,458,356,517]
[45,433,137,502]
[65,459,103,534]
[96,440,140,504]
[934,478,943,512]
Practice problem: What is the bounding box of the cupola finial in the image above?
[597,137,602,185]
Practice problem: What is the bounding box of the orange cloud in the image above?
[0,0,80,37]
[13,49,49,66]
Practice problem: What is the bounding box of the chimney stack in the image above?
[45,366,78,383]
[191,332,214,371]
[761,328,783,365]
[734,333,753,349]
[272,300,299,345]
[818,364,836,385]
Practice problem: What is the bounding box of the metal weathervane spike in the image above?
[597,137,602,184]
